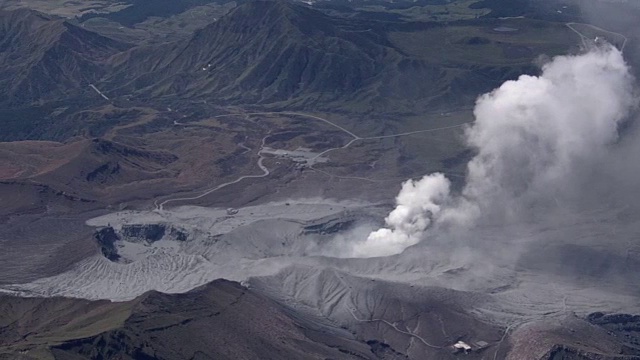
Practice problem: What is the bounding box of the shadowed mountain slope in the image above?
[2,277,639,359]
[105,1,557,113]
[0,9,129,107]
[110,0,394,106]
[0,138,178,202]
[0,1,577,141]
[0,280,380,360]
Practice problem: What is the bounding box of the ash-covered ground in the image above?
[3,5,640,356]
[4,195,638,311]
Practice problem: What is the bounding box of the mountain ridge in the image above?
[0,8,129,106]
[109,0,392,106]
[0,279,379,360]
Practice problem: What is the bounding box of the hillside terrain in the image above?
[0,0,586,207]
[0,9,129,107]
[1,0,584,141]
[2,279,640,360]
[0,280,375,359]
[104,0,576,113]
[0,0,639,359]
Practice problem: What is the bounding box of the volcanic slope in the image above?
[253,267,640,360]
[0,279,382,360]
[0,8,128,107]
[0,138,179,202]
[4,275,639,360]
[105,0,578,113]
[109,0,392,106]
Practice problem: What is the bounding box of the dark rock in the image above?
[304,218,356,235]
[94,227,120,261]
[121,224,166,243]
[169,227,188,242]
[366,340,408,359]
[86,162,121,183]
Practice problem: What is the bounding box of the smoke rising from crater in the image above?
[345,44,636,258]
[351,173,451,257]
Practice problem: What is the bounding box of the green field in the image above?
[390,18,580,66]
[361,0,491,22]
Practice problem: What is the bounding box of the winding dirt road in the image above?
[347,307,444,349]
[566,22,628,51]
[156,136,270,210]
[156,111,469,210]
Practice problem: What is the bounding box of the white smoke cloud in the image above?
[444,44,635,223]
[345,44,636,258]
[350,173,451,257]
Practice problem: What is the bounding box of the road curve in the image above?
[156,111,470,209]
[347,308,444,349]
[156,137,270,210]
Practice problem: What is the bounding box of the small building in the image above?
[450,339,489,354]
[226,208,239,215]
[452,341,472,354]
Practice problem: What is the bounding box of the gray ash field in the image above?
[3,197,640,359]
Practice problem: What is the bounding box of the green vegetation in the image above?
[360,0,490,22]
[0,1,588,141]
[389,18,580,66]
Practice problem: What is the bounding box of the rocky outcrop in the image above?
[119,224,189,243]
[94,226,120,261]
[94,224,190,261]
[120,224,166,243]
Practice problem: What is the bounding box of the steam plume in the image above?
[351,44,636,258]
[351,173,451,257]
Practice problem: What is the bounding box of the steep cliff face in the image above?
[94,223,191,262]
[120,224,167,243]
[119,224,189,243]
[94,227,120,261]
